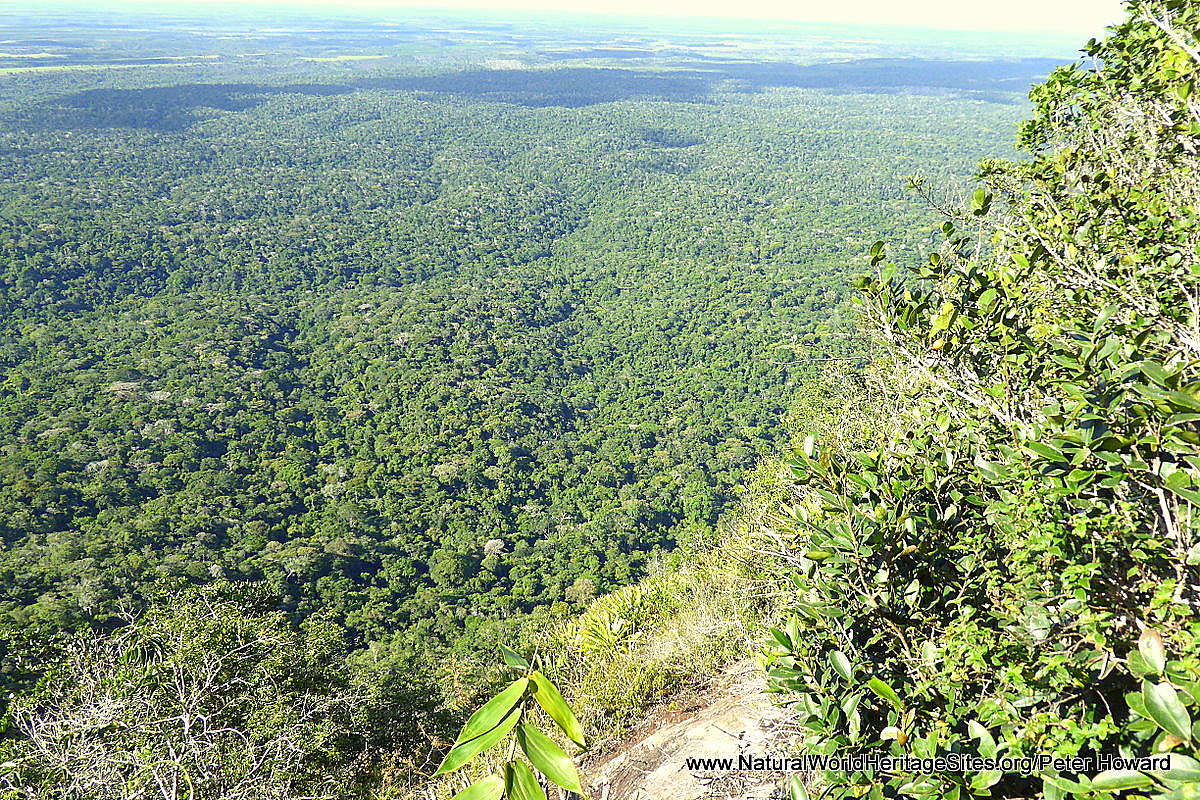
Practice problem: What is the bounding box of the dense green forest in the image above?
[428,4,1200,799]
[6,3,1173,799]
[0,12,1051,650]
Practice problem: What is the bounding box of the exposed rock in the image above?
[582,660,798,800]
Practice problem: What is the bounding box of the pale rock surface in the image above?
[581,660,797,800]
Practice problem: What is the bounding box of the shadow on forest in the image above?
[694,57,1064,94]
[19,57,1065,132]
[385,58,1063,106]
[17,83,351,133]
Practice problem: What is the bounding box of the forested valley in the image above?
[0,11,1056,649]
[0,5,1135,798]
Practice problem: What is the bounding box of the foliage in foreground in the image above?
[763,2,1200,799]
[431,647,586,800]
[0,590,448,800]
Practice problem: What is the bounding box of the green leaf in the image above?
[869,241,887,267]
[930,300,958,334]
[505,761,548,800]
[1025,441,1067,461]
[867,678,902,709]
[971,188,992,215]
[789,775,810,800]
[450,775,505,800]
[974,456,1009,483]
[499,644,530,671]
[1149,754,1200,783]
[1167,484,1200,506]
[455,678,529,745]
[1141,361,1175,387]
[1140,385,1200,412]
[1089,770,1154,791]
[829,650,853,682]
[530,671,586,747]
[1165,469,1196,492]
[968,720,997,759]
[970,772,1003,791]
[516,724,582,792]
[1144,680,1193,740]
[1139,629,1167,675]
[435,704,522,776]
[1040,771,1089,794]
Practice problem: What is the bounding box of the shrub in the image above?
[763,3,1200,798]
[0,592,371,800]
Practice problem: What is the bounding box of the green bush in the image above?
[763,2,1200,798]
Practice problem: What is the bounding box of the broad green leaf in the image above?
[1139,629,1167,674]
[829,650,853,682]
[968,721,997,759]
[1166,469,1196,492]
[1141,361,1174,386]
[1149,754,1200,782]
[499,644,530,671]
[869,241,887,266]
[1169,387,1200,412]
[973,456,1008,483]
[1040,771,1089,794]
[971,188,992,214]
[1089,770,1154,791]
[930,301,957,334]
[530,671,586,747]
[867,678,902,709]
[789,775,810,800]
[1025,441,1066,461]
[1140,384,1200,412]
[516,724,582,792]
[450,775,505,800]
[970,772,1002,791]
[455,678,529,745]
[1144,681,1193,740]
[1042,776,1066,800]
[435,704,522,776]
[504,761,547,800]
[1167,484,1200,506]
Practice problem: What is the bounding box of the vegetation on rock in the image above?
[763,2,1200,797]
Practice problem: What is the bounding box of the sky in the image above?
[226,0,1125,36]
[37,0,1127,37]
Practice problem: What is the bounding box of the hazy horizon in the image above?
[0,0,1126,38]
